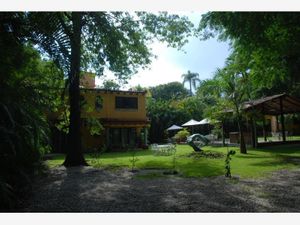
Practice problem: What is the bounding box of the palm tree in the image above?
[182,70,201,95]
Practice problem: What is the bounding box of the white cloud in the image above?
[127,57,185,88]
[96,42,186,89]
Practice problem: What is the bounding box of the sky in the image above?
[96,12,231,89]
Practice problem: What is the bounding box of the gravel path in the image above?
[21,167,300,212]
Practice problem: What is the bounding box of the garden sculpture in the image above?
[187,134,210,152]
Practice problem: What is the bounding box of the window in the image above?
[95,96,103,111]
[115,96,138,109]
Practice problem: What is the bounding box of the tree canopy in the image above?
[3,12,194,166]
[149,81,189,101]
[0,13,64,209]
[198,12,300,97]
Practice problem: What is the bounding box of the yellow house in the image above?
[51,74,150,152]
[80,88,149,151]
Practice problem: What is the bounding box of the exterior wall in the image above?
[79,89,148,151]
[80,89,146,121]
[49,73,149,152]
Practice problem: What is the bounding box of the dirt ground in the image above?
[20,166,300,212]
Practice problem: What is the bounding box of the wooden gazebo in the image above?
[243,93,300,145]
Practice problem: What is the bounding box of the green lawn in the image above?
[47,144,300,179]
[257,135,300,142]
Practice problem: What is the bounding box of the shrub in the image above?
[174,128,190,143]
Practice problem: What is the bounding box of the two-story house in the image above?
[50,73,150,152]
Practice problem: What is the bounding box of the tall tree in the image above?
[0,13,64,209]
[198,12,300,97]
[23,12,193,166]
[101,79,121,90]
[181,70,200,96]
[149,81,189,101]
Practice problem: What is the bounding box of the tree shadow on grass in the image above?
[249,155,300,168]
[255,144,300,154]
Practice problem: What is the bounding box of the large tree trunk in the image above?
[237,117,247,154]
[221,120,225,147]
[63,12,88,167]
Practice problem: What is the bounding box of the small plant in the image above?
[225,149,236,178]
[89,145,107,167]
[174,128,190,143]
[129,149,139,172]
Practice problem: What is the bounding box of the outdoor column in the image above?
[262,104,267,142]
[262,115,267,142]
[280,97,286,142]
[251,117,257,148]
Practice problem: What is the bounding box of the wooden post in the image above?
[280,97,286,142]
[261,103,267,142]
[262,116,267,142]
[251,117,257,148]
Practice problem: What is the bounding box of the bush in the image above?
[173,128,190,143]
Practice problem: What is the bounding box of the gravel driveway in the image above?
[21,166,300,212]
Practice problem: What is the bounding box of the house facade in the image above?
[50,74,149,152]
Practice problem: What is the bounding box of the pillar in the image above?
[280,97,286,142]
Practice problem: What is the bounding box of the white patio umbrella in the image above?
[199,118,211,125]
[166,124,183,131]
[181,119,201,127]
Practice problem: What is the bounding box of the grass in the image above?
[257,135,300,142]
[46,144,300,179]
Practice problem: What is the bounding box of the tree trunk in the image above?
[237,117,247,154]
[250,117,257,148]
[222,121,225,147]
[63,12,88,167]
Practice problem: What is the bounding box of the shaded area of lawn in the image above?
[46,144,300,178]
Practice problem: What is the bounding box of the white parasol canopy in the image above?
[181,119,201,127]
[199,118,211,125]
[166,124,183,131]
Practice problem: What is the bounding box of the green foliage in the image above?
[225,150,236,178]
[198,12,300,97]
[86,118,104,136]
[174,128,190,142]
[88,145,107,167]
[199,66,249,153]
[171,148,177,173]
[130,84,146,92]
[20,12,194,166]
[149,81,189,101]
[0,16,65,209]
[55,105,70,133]
[147,82,203,143]
[101,79,121,90]
[48,144,300,179]
[147,98,189,143]
[187,151,224,159]
[129,149,139,172]
[0,51,62,210]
